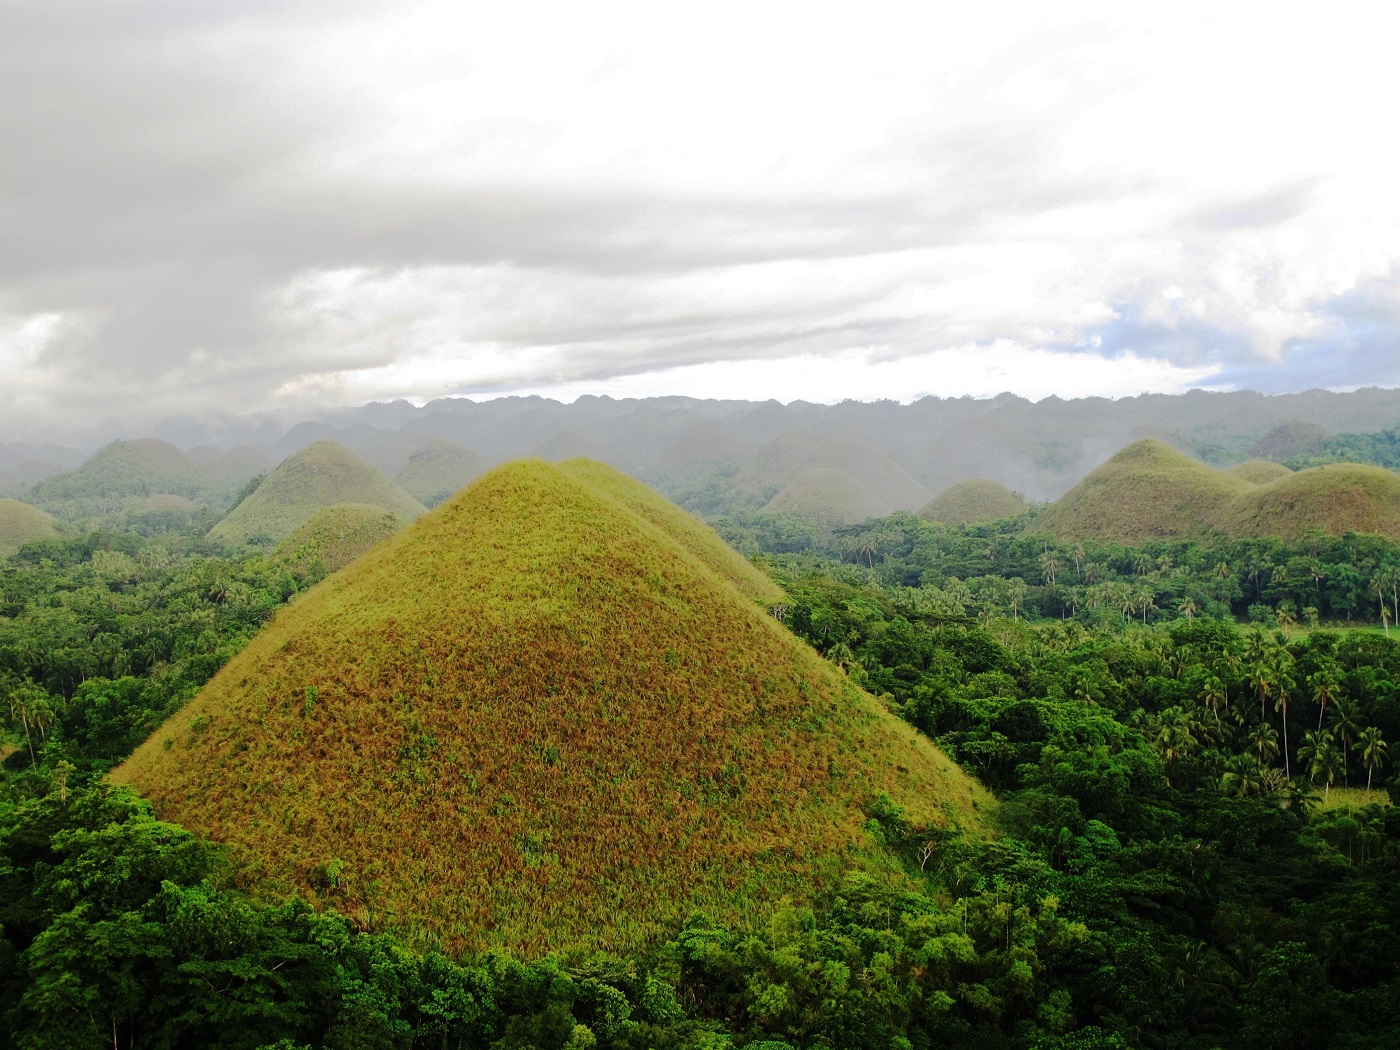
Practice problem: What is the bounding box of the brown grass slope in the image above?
[395,438,487,507]
[1226,460,1295,485]
[269,503,410,575]
[739,430,932,510]
[764,468,890,526]
[0,499,61,554]
[116,459,986,954]
[208,440,425,546]
[1032,439,1252,543]
[1220,463,1400,542]
[920,479,1028,524]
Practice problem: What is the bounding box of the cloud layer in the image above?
[3,1,1398,438]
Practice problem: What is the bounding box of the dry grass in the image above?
[269,503,409,575]
[115,458,989,954]
[1225,460,1294,485]
[1220,463,1400,542]
[0,498,61,554]
[209,440,425,546]
[764,467,890,526]
[394,438,486,506]
[919,478,1028,524]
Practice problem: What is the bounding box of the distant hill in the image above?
[0,460,66,494]
[533,430,607,461]
[208,440,425,546]
[29,438,213,518]
[187,445,275,487]
[1220,464,1400,543]
[654,424,751,480]
[919,479,1028,524]
[0,499,61,554]
[764,467,889,526]
[116,459,986,953]
[1032,439,1252,543]
[1248,421,1330,462]
[1226,460,1295,485]
[739,430,931,510]
[268,503,408,575]
[394,439,487,507]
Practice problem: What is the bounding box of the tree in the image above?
[1298,729,1342,801]
[1328,698,1363,785]
[1250,723,1279,767]
[1200,676,1229,727]
[1309,669,1342,730]
[1354,726,1389,792]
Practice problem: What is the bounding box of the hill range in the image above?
[115,459,987,953]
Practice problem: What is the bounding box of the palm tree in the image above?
[1138,588,1157,625]
[1221,754,1264,798]
[1309,670,1342,730]
[1200,676,1228,727]
[1354,726,1389,793]
[7,687,37,764]
[1300,732,1343,801]
[1177,597,1200,620]
[1273,661,1296,779]
[1250,723,1279,768]
[1328,698,1363,785]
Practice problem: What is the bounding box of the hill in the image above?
[1032,439,1252,543]
[268,503,409,575]
[115,459,986,953]
[1220,463,1400,542]
[764,467,889,526]
[0,499,61,554]
[654,424,751,479]
[394,439,487,507]
[28,438,211,518]
[919,479,1028,524]
[1226,460,1295,485]
[208,441,425,546]
[532,430,606,461]
[187,445,275,486]
[739,430,931,510]
[1248,420,1330,462]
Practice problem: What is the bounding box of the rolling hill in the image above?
[208,441,425,546]
[0,499,62,554]
[764,467,889,526]
[1032,439,1253,543]
[28,438,212,518]
[919,479,1028,524]
[116,459,987,953]
[739,430,932,510]
[394,439,487,507]
[1220,463,1400,542]
[268,503,409,575]
[1226,460,1295,484]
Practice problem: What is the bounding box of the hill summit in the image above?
[920,479,1028,524]
[209,441,425,546]
[116,459,984,953]
[0,499,61,554]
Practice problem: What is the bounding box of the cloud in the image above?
[0,1,1398,440]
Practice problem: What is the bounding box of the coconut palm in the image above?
[1220,754,1264,798]
[1309,669,1342,730]
[1250,723,1279,768]
[1328,698,1362,785]
[1354,726,1389,793]
[1177,596,1200,620]
[1200,676,1228,727]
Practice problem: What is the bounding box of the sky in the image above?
[3,0,1399,439]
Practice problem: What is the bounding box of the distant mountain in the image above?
[1248,421,1331,462]
[395,439,487,506]
[764,467,889,526]
[116,459,987,953]
[27,439,222,519]
[739,430,932,510]
[208,440,424,546]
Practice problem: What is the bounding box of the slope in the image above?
[395,438,487,507]
[1226,460,1294,485]
[739,430,931,510]
[268,503,409,575]
[115,459,986,954]
[1220,463,1400,542]
[28,438,211,518]
[0,499,61,555]
[208,440,425,546]
[919,479,1028,524]
[1032,439,1252,543]
[764,467,890,526]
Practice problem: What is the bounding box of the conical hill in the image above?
[394,438,487,507]
[764,467,889,526]
[1226,460,1295,485]
[1032,439,1251,543]
[209,440,425,546]
[268,503,410,575]
[0,499,61,554]
[29,438,210,518]
[920,479,1028,524]
[1220,463,1400,542]
[116,459,986,953]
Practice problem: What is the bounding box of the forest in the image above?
[2,502,1398,1049]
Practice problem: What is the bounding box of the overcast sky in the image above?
[3,1,1399,438]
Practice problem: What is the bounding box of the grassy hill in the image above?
[269,503,409,575]
[394,439,487,507]
[764,467,889,526]
[28,438,213,518]
[115,459,986,953]
[208,441,425,546]
[654,424,751,479]
[740,430,931,510]
[1220,463,1400,542]
[919,479,1028,524]
[1248,420,1330,461]
[1033,439,1253,543]
[1226,460,1294,484]
[0,499,61,554]
[187,444,275,486]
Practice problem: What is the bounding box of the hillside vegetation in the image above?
[116,459,985,953]
[394,438,486,506]
[1225,459,1294,484]
[0,499,61,554]
[208,440,424,546]
[268,503,409,575]
[764,467,889,526]
[919,478,1028,523]
[1221,463,1400,542]
[1033,439,1254,543]
[28,439,216,518]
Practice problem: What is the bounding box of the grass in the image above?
[919,478,1028,524]
[0,498,62,554]
[1313,785,1391,811]
[269,503,409,575]
[763,467,889,526]
[1225,460,1294,484]
[1033,439,1253,544]
[114,458,990,955]
[209,440,425,546]
[394,438,486,507]
[1220,463,1400,542]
